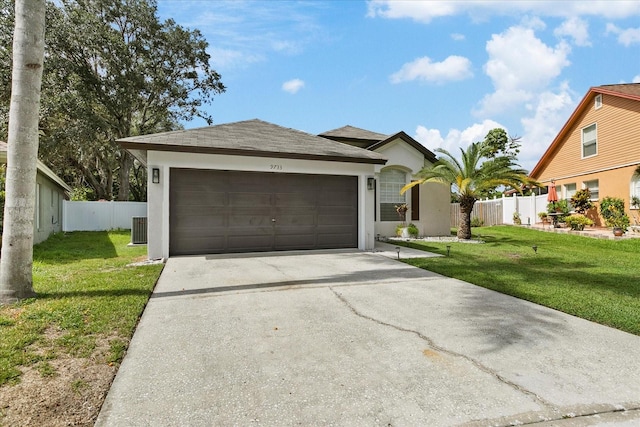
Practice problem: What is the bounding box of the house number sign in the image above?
[270,164,283,170]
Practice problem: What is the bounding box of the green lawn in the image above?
[397,226,640,336]
[0,231,164,386]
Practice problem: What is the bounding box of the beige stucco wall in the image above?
[550,165,638,226]
[372,138,451,237]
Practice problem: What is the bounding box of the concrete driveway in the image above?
[96,245,640,426]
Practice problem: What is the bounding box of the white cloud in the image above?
[367,0,458,23]
[367,0,640,22]
[208,47,264,69]
[519,83,577,171]
[414,119,505,154]
[476,26,571,116]
[554,17,591,46]
[451,33,465,41]
[390,55,473,84]
[282,78,305,94]
[606,24,640,46]
[634,75,640,83]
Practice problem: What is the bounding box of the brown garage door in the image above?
[169,169,358,255]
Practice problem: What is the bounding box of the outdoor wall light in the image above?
[152,168,160,184]
[367,177,375,191]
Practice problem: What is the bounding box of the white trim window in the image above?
[564,183,576,200]
[379,168,406,221]
[582,123,597,158]
[583,179,599,201]
[631,175,640,209]
[594,94,602,109]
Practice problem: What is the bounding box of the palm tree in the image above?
[0,0,46,304]
[401,142,531,240]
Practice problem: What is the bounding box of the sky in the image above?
[156,0,640,171]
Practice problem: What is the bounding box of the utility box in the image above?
[131,217,148,244]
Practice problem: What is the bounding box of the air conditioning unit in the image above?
[131,217,148,244]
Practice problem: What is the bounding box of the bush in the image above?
[600,197,630,230]
[407,223,419,238]
[548,199,570,222]
[570,189,594,214]
[470,217,484,227]
[565,214,593,231]
[512,212,521,225]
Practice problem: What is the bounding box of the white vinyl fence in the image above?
[63,201,147,232]
[451,194,550,227]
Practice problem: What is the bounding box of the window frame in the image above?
[631,175,640,210]
[583,179,599,201]
[581,123,598,159]
[594,94,602,110]
[379,168,407,222]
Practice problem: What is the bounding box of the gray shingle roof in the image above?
[118,119,386,164]
[319,125,389,141]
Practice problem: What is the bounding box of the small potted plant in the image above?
[512,211,522,225]
[395,203,408,224]
[600,197,630,236]
[538,212,549,225]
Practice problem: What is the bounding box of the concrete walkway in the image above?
[96,248,640,426]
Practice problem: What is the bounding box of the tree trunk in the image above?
[116,149,133,201]
[0,0,46,304]
[457,196,476,240]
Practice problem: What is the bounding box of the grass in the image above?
[397,226,640,336]
[0,231,164,386]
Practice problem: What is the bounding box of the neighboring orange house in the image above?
[530,83,640,226]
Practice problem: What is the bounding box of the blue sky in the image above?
[156,0,640,171]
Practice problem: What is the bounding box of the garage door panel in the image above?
[227,235,274,252]
[318,214,356,226]
[170,169,358,255]
[228,192,272,207]
[274,192,316,207]
[173,216,226,229]
[229,214,272,227]
[177,191,226,206]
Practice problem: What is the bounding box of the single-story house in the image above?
[0,141,71,244]
[118,119,450,259]
[319,125,450,238]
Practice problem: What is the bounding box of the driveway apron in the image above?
[96,249,640,426]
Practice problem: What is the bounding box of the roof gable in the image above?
[118,119,387,165]
[0,141,71,192]
[530,83,640,179]
[368,131,438,163]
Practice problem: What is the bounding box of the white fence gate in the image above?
[62,201,147,232]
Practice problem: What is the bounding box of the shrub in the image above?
[548,199,570,221]
[407,223,419,238]
[512,212,521,225]
[565,214,593,231]
[471,217,484,227]
[600,197,630,230]
[570,189,593,214]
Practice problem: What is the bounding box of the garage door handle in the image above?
[271,218,276,222]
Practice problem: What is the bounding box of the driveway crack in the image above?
[330,287,556,411]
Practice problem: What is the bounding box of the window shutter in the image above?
[411,183,420,220]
